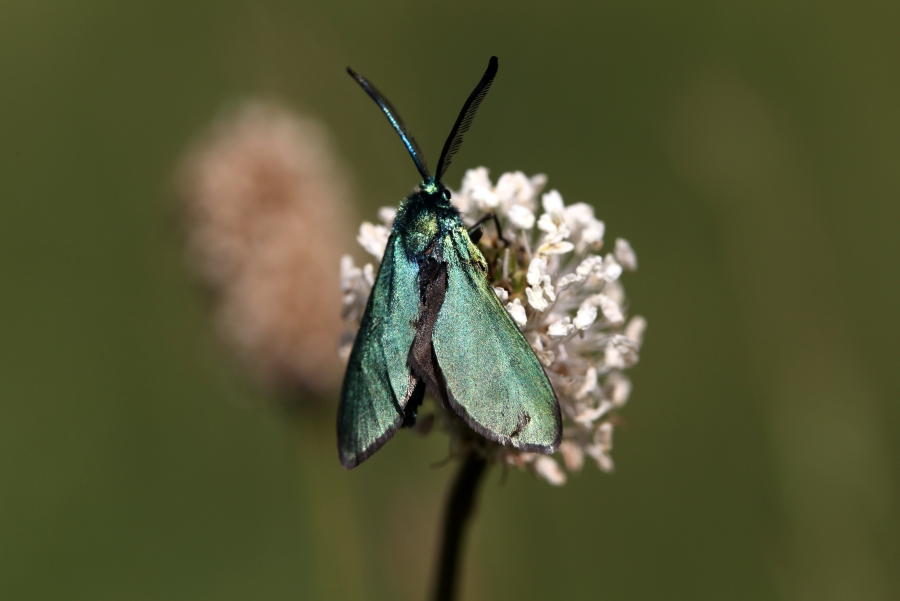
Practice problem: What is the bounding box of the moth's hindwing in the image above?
[337,231,420,468]
[432,227,562,452]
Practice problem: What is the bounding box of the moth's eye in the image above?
[444,189,452,199]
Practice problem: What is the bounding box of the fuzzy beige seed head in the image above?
[179,101,353,397]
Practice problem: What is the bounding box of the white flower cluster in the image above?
[340,168,646,485]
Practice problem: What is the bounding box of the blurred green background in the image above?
[2,1,899,600]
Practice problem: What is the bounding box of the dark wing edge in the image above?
[339,416,403,469]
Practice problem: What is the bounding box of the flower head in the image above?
[340,168,646,484]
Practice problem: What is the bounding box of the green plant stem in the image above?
[432,451,488,601]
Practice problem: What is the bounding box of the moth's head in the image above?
[420,179,453,204]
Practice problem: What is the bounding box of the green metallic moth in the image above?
[338,56,562,468]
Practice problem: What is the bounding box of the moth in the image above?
[338,56,562,468]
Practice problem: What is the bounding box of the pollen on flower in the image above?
[338,166,646,486]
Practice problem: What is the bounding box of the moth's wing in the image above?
[337,232,420,468]
[379,233,423,406]
[432,228,562,452]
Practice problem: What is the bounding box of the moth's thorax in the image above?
[394,184,461,257]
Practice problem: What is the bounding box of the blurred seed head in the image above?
[178,101,353,399]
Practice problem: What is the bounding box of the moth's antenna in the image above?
[434,56,499,184]
[347,67,431,182]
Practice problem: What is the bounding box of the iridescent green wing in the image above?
[432,227,561,452]
[337,231,420,468]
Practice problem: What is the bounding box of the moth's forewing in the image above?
[338,231,420,468]
[379,234,423,404]
[432,227,562,452]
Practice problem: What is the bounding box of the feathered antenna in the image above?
[347,67,431,182]
[434,56,499,184]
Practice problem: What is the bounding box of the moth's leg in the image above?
[467,212,508,246]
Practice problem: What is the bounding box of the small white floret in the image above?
[564,202,594,229]
[600,254,623,282]
[534,456,567,486]
[575,400,613,425]
[575,255,603,277]
[460,167,492,196]
[615,237,638,271]
[541,278,557,302]
[606,371,632,407]
[603,335,638,370]
[555,272,585,292]
[506,298,527,327]
[496,171,537,211]
[526,285,549,311]
[538,350,555,367]
[459,167,499,210]
[604,340,625,370]
[340,255,360,291]
[625,315,647,346]
[576,366,598,399]
[536,190,571,243]
[472,187,499,209]
[547,316,575,338]
[536,212,559,235]
[559,440,585,472]
[357,222,389,259]
[537,240,575,256]
[362,263,375,287]
[526,257,547,287]
[603,280,625,304]
[580,220,605,248]
[507,204,535,230]
[541,189,565,215]
[573,302,598,330]
[378,206,397,226]
[598,294,624,324]
[530,173,548,196]
[597,421,614,450]
[586,444,615,473]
